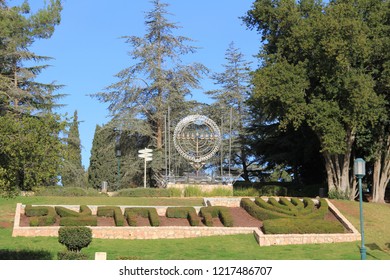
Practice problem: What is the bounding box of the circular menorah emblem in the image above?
[173,115,221,170]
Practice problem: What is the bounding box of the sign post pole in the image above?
[138,148,153,188]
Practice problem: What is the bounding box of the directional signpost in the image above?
[138,148,153,188]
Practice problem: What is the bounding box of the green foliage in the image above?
[96,206,124,226]
[90,0,208,183]
[0,249,53,260]
[124,207,160,226]
[114,187,180,197]
[328,189,352,200]
[262,218,345,234]
[245,0,388,194]
[258,185,288,196]
[59,216,97,226]
[25,205,56,226]
[58,226,92,252]
[183,186,204,197]
[34,186,104,197]
[166,207,201,226]
[62,111,85,187]
[87,124,118,190]
[199,206,233,227]
[55,205,92,217]
[57,250,88,260]
[205,42,255,181]
[242,198,291,220]
[0,114,65,192]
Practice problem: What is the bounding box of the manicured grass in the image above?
[0,196,389,260]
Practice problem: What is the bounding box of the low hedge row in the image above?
[97,206,125,226]
[199,206,233,227]
[124,208,160,226]
[165,207,201,226]
[25,205,57,226]
[55,205,92,217]
[262,218,345,234]
[59,216,97,226]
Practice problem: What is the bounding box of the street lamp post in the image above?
[354,158,366,260]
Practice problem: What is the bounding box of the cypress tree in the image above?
[62,110,84,187]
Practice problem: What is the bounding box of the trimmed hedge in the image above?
[96,206,125,226]
[303,199,329,219]
[114,188,179,197]
[166,207,201,226]
[241,198,292,220]
[262,218,345,234]
[254,198,296,216]
[57,251,88,260]
[199,206,233,227]
[25,205,49,216]
[124,207,160,226]
[55,205,92,217]
[290,197,304,210]
[25,205,56,226]
[59,216,97,226]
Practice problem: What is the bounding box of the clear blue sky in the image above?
[21,0,260,168]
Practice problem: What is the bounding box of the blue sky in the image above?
[22,0,261,168]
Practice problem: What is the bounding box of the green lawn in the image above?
[0,196,389,260]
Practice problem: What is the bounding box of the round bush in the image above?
[58,226,92,252]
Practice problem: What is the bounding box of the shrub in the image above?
[199,206,233,227]
[303,199,329,219]
[290,197,304,209]
[241,198,291,221]
[124,207,160,226]
[59,216,97,226]
[96,206,124,226]
[300,198,316,215]
[166,207,201,226]
[262,218,345,234]
[114,188,176,197]
[58,226,92,252]
[254,198,295,216]
[57,251,88,260]
[258,185,287,196]
[25,205,57,226]
[55,205,92,217]
[35,187,104,197]
[233,187,259,197]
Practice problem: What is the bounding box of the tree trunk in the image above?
[156,117,163,150]
[322,129,355,199]
[372,135,390,203]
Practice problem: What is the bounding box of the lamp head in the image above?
[354,158,366,177]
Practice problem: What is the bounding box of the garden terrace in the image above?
[12,198,361,246]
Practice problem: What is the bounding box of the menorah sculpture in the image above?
[173,114,221,173]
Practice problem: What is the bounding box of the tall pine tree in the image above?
[205,42,255,181]
[91,0,207,181]
[0,1,64,195]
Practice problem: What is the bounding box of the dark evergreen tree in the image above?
[88,125,117,190]
[62,110,84,187]
[205,42,255,181]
